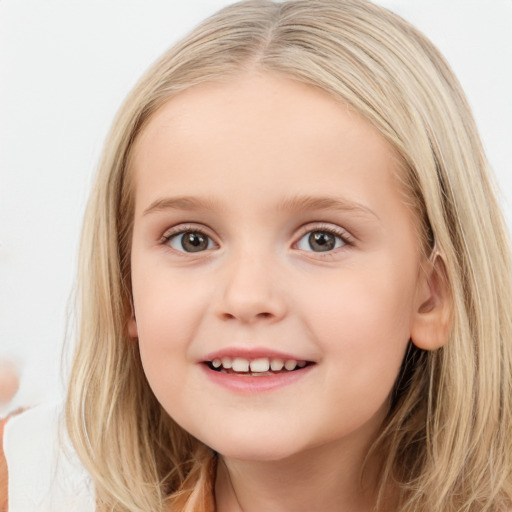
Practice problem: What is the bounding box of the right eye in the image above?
[166,230,216,253]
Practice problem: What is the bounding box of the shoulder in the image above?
[3,402,95,512]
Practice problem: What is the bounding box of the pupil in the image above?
[182,232,208,252]
[309,231,335,252]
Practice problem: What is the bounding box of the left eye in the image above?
[167,231,215,253]
[296,230,345,252]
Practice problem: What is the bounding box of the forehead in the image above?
[130,72,406,220]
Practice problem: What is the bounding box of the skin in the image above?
[0,361,19,405]
[128,72,447,512]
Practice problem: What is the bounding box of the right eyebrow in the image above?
[143,196,222,216]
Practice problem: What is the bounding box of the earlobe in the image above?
[128,316,138,339]
[127,299,139,339]
[411,253,452,351]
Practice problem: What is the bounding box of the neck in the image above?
[214,437,385,512]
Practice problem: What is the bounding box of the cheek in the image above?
[134,285,205,422]
[298,263,415,375]
[131,268,210,390]
[294,272,412,441]
[132,261,209,339]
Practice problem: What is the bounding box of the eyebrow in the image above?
[143,196,221,215]
[143,194,379,220]
[277,194,379,219]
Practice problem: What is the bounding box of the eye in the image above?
[167,230,216,253]
[296,229,346,252]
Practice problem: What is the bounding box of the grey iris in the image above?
[309,231,335,252]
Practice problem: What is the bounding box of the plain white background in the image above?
[1,0,511,411]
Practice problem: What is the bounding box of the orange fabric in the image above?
[0,409,26,512]
[0,417,9,512]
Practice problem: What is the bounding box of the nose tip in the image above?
[217,291,287,324]
[215,258,287,324]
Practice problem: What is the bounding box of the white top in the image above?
[3,401,95,512]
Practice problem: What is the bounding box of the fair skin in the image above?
[128,72,448,512]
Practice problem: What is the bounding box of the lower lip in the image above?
[200,364,315,393]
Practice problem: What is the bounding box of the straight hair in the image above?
[67,1,512,510]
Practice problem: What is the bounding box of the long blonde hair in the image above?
[66,1,512,510]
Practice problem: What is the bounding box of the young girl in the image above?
[60,0,512,511]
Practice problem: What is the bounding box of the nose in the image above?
[215,251,287,324]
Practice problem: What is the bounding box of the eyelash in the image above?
[160,222,354,256]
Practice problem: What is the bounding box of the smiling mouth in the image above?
[204,356,314,376]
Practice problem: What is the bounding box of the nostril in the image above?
[220,311,273,321]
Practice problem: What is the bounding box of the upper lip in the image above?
[201,347,315,363]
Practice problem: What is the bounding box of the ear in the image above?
[411,253,452,350]
[127,299,139,339]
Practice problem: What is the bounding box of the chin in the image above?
[203,431,308,463]
[173,409,323,463]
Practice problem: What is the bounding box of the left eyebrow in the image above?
[277,194,380,220]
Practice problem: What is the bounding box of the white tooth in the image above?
[297,360,306,368]
[250,358,270,372]
[221,357,232,369]
[232,358,250,372]
[212,358,222,368]
[270,358,284,371]
[284,359,297,371]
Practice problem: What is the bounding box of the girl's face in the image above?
[129,73,430,462]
